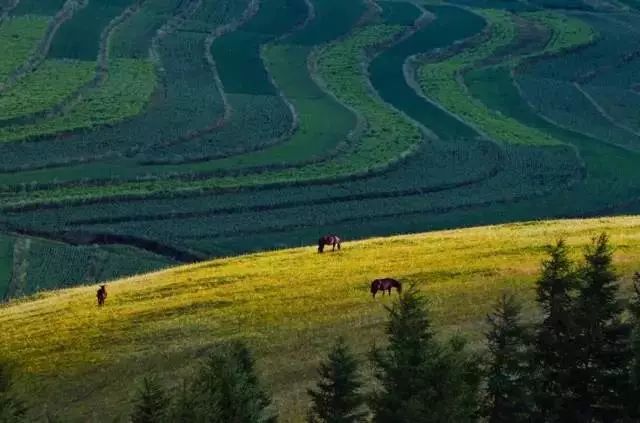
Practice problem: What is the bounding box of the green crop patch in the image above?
[418,10,566,147]
[370,5,485,141]
[0,59,94,122]
[0,59,155,143]
[0,16,49,82]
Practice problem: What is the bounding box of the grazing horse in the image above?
[371,278,402,298]
[318,235,341,253]
[97,285,107,306]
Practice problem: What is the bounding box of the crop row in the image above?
[56,141,578,256]
[152,0,367,169]
[516,13,640,150]
[6,135,575,256]
[465,65,640,220]
[0,59,156,144]
[517,75,640,151]
[143,0,309,162]
[4,136,501,229]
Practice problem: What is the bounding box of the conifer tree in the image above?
[483,293,533,423]
[532,239,579,422]
[307,337,367,423]
[168,381,198,423]
[190,341,276,423]
[369,286,481,423]
[130,376,169,423]
[0,363,26,423]
[572,234,631,421]
[627,272,640,418]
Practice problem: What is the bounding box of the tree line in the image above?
[2,233,640,422]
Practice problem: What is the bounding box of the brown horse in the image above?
[318,235,341,253]
[371,278,402,298]
[97,285,107,306]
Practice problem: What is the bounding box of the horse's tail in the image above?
[396,281,402,293]
[318,238,324,253]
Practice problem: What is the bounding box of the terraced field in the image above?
[1,0,640,297]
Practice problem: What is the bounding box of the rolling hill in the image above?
[2,216,640,421]
[2,0,640,298]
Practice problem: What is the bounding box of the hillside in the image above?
[2,216,640,421]
[2,0,640,297]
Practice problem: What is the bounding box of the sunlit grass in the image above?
[2,217,640,421]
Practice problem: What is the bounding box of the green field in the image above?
[0,16,49,82]
[1,0,640,298]
[2,217,640,421]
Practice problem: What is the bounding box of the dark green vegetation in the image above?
[1,0,640,297]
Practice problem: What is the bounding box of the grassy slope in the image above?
[2,217,640,421]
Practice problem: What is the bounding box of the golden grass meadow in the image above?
[2,216,640,421]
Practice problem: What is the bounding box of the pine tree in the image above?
[531,239,579,422]
[307,338,367,423]
[369,286,481,423]
[0,363,26,423]
[572,234,631,422]
[130,376,169,423]
[169,381,198,423]
[625,272,640,419]
[483,293,533,423]
[190,341,277,423]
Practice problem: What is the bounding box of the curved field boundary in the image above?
[465,66,640,223]
[0,59,156,144]
[515,12,640,151]
[1,0,84,94]
[417,10,567,147]
[0,0,192,135]
[0,0,222,164]
[0,60,95,124]
[138,0,309,162]
[575,14,640,134]
[47,0,136,61]
[0,1,149,129]
[0,0,259,170]
[0,21,426,208]
[372,4,484,142]
[159,0,368,172]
